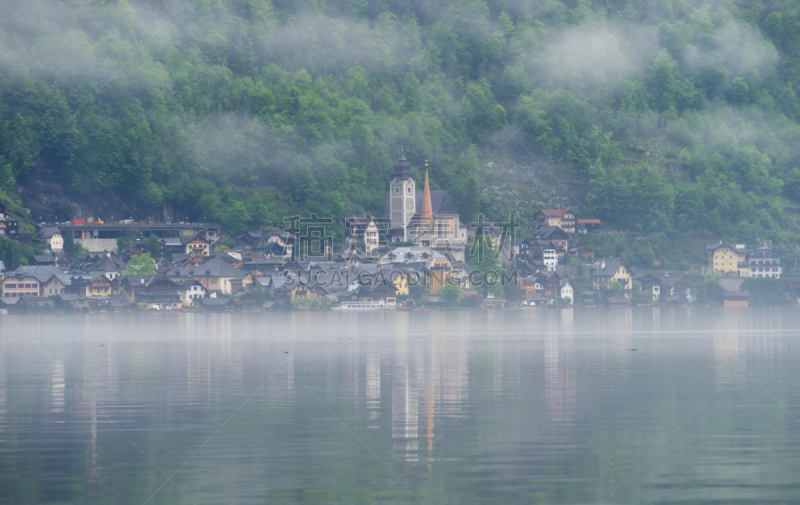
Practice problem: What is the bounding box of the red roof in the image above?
[577,219,601,224]
[538,209,572,217]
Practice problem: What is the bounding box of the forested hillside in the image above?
[3,0,800,245]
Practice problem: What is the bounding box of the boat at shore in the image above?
[333,301,395,311]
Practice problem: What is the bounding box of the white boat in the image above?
[333,301,395,311]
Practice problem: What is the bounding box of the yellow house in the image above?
[181,234,210,256]
[591,258,633,296]
[43,275,67,296]
[707,242,748,277]
[167,259,243,294]
[386,269,409,296]
[86,275,112,297]
[428,255,458,294]
[534,209,576,234]
[291,286,312,300]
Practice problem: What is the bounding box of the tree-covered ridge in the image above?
[2,0,800,244]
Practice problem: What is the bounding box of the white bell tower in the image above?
[389,154,416,230]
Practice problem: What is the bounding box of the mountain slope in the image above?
[1,0,800,246]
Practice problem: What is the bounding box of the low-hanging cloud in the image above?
[260,10,422,75]
[683,21,778,80]
[524,21,659,91]
[0,0,176,86]
[713,21,778,78]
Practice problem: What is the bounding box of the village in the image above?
[0,154,796,313]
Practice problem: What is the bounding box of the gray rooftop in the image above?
[591,258,626,278]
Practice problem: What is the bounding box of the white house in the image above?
[178,280,208,307]
[560,279,574,305]
[38,227,64,252]
[748,246,781,278]
[543,247,558,272]
[364,219,380,254]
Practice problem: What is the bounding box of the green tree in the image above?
[438,284,462,306]
[122,253,157,275]
[62,230,77,260]
[741,277,792,306]
[145,235,162,260]
[409,277,430,302]
[2,0,800,250]
[467,232,503,297]
[784,168,800,201]
[698,270,724,305]
[0,235,35,270]
[585,161,674,233]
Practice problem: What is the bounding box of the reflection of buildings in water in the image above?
[561,308,574,336]
[425,374,433,467]
[392,325,419,462]
[366,353,380,422]
[426,335,468,466]
[543,331,576,427]
[429,338,468,418]
[212,313,234,364]
[284,349,294,391]
[715,308,742,381]
[0,340,5,442]
[188,338,212,401]
[610,308,634,349]
[616,307,634,334]
[390,315,469,464]
[652,306,661,332]
[52,362,65,413]
[87,399,97,481]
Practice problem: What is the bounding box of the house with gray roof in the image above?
[591,258,632,296]
[166,259,244,294]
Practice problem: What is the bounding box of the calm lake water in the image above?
[1,308,799,504]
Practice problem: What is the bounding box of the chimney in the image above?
[601,260,606,269]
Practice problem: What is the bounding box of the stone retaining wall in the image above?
[76,238,118,253]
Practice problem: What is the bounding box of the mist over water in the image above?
[1,308,799,504]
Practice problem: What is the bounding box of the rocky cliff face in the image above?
[16,162,158,224]
[480,154,591,224]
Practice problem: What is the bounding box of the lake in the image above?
[1,308,799,504]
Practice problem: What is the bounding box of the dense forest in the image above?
[3,0,800,249]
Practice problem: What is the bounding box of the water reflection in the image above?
[0,308,798,504]
[392,314,419,462]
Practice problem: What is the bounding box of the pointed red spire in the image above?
[421,170,434,233]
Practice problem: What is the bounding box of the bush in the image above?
[460,291,483,307]
[740,277,794,306]
[438,284,462,306]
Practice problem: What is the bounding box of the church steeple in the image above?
[390,153,414,179]
[389,152,416,231]
[421,168,434,233]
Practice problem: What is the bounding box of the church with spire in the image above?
[382,153,468,250]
